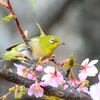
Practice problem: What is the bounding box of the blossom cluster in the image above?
[14,64,65,97]
[14,58,100,100]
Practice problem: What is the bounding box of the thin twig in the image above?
[7,0,33,59]
[6,0,27,40]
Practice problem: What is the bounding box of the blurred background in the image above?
[0,0,100,99]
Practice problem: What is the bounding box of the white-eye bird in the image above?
[3,24,65,61]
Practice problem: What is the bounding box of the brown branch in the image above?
[0,66,92,100]
[7,0,27,40]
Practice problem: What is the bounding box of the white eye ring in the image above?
[49,38,55,43]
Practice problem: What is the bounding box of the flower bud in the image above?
[36,65,44,72]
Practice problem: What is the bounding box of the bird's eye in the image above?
[49,38,55,43]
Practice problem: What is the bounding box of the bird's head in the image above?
[39,35,65,53]
[36,23,65,56]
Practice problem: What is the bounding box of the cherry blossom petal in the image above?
[28,88,34,96]
[44,66,55,73]
[14,63,27,76]
[78,71,87,81]
[42,74,52,82]
[42,70,65,87]
[98,73,100,81]
[49,78,59,87]
[42,74,58,87]
[89,83,100,100]
[88,60,98,66]
[87,66,98,76]
[77,85,88,93]
[34,87,44,98]
[40,82,48,87]
[55,72,65,85]
[81,58,89,66]
[64,84,69,90]
[28,83,44,98]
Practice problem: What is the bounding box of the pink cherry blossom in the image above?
[14,63,36,80]
[42,66,65,87]
[36,65,44,72]
[28,81,48,98]
[14,63,28,76]
[78,58,98,81]
[89,74,100,100]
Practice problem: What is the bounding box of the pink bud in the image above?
[36,65,44,72]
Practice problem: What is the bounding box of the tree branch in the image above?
[7,0,27,40]
[0,66,91,100]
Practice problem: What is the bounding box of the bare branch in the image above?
[7,0,27,40]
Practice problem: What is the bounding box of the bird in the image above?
[3,24,65,62]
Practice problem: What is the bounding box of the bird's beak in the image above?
[61,42,66,45]
[58,42,66,45]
